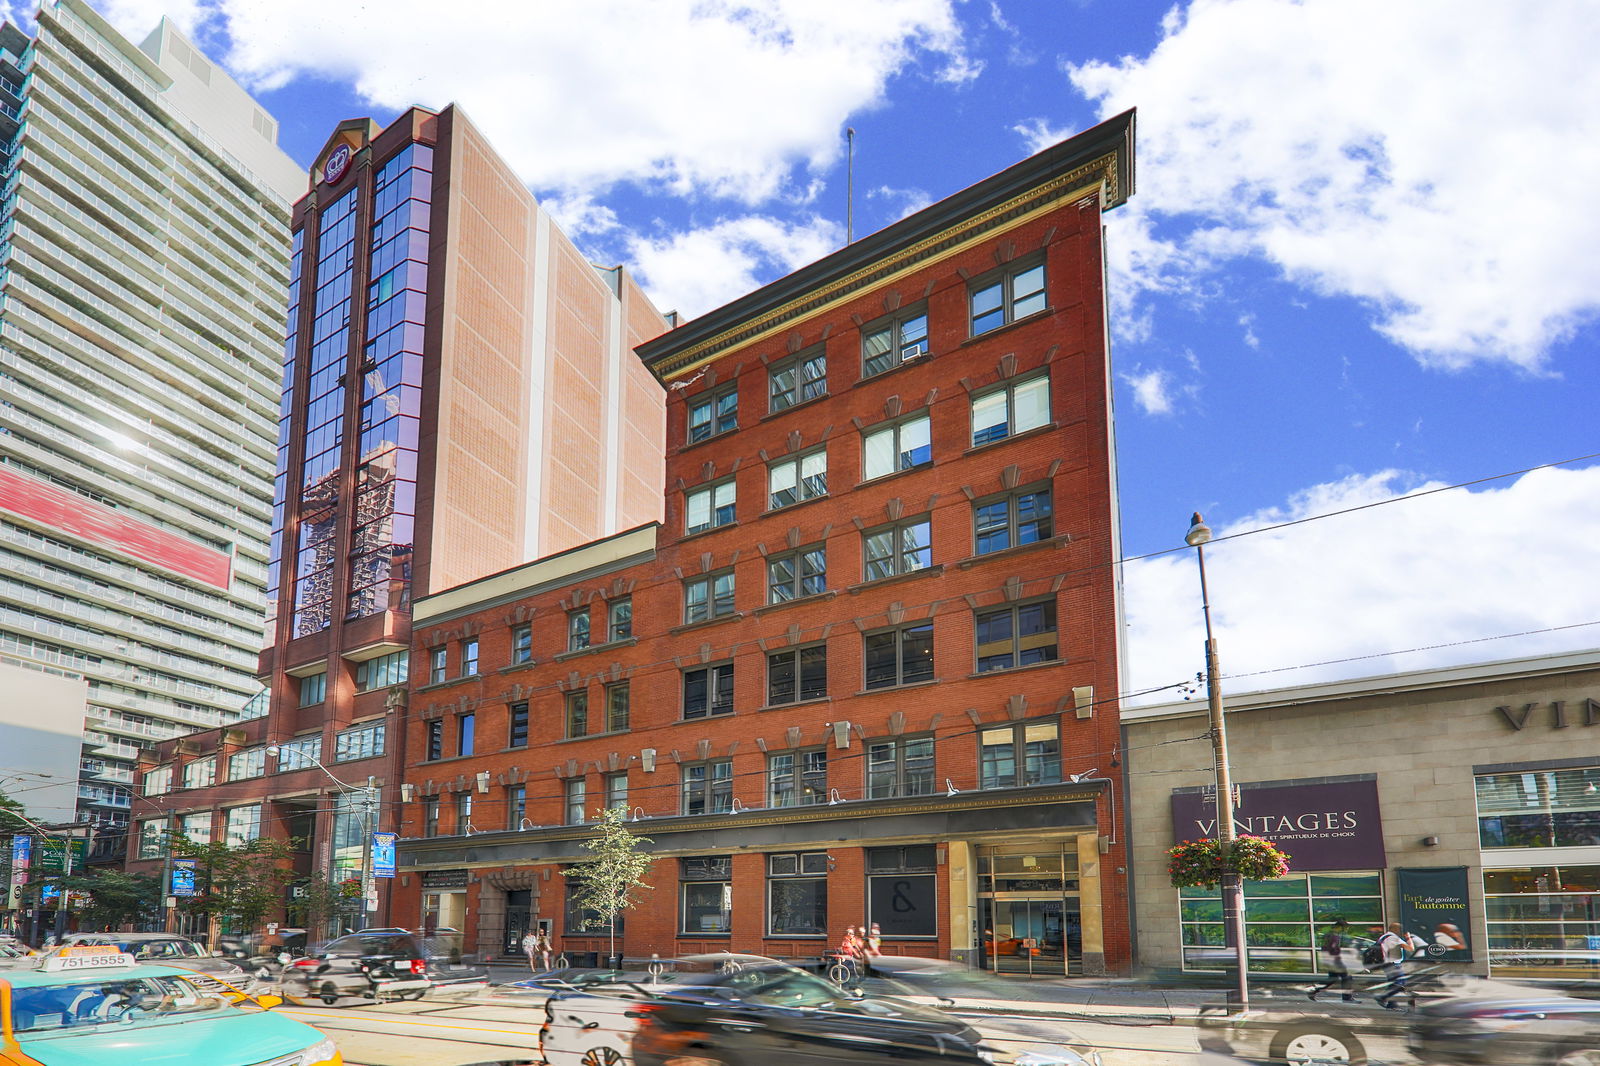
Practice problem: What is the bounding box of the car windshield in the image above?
[10,974,261,1036]
[124,940,205,961]
[723,969,841,1008]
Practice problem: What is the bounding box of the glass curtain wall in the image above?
[1179,873,1384,974]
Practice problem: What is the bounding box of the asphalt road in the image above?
[280,989,1224,1066]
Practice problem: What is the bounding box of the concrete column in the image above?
[1077,832,1106,975]
[946,840,978,966]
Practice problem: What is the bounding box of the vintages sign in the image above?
[1171,777,1386,870]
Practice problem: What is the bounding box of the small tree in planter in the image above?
[1168,835,1291,889]
[566,806,653,970]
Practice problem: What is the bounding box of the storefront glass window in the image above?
[1476,767,1600,849]
[1179,872,1384,974]
[867,846,937,937]
[1483,864,1600,980]
[680,857,733,935]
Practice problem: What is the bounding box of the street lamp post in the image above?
[1186,512,1250,1011]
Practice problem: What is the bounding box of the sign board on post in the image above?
[35,838,87,873]
[1171,776,1387,871]
[1397,866,1473,961]
[371,832,397,878]
[170,859,198,897]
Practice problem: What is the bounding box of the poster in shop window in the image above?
[1396,866,1473,962]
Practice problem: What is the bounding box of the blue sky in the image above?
[78,0,1600,700]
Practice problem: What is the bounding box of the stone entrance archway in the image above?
[478,868,542,959]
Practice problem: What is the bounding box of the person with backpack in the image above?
[1308,918,1357,1002]
[1372,922,1426,1010]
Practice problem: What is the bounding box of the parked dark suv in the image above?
[280,927,486,1005]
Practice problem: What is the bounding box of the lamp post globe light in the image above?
[265,745,380,931]
[1186,512,1250,1011]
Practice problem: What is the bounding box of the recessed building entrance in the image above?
[976,842,1083,975]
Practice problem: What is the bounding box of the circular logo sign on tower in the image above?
[324,143,353,184]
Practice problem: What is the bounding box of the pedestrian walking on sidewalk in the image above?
[1373,923,1425,1010]
[1308,918,1356,1002]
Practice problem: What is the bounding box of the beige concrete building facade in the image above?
[1125,649,1600,982]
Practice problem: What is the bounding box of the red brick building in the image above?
[391,111,1137,974]
[124,105,667,932]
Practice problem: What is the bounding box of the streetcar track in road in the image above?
[280,1007,543,1041]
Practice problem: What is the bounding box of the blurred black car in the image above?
[1409,993,1600,1066]
[626,964,1002,1066]
[281,927,486,1004]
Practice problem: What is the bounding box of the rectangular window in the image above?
[507,785,527,830]
[866,736,935,799]
[768,449,827,510]
[455,792,473,832]
[768,545,826,603]
[334,722,386,762]
[181,812,212,846]
[511,624,533,664]
[228,747,265,781]
[142,766,172,796]
[424,798,440,836]
[687,384,738,443]
[683,662,735,720]
[1476,767,1600,849]
[604,772,628,812]
[867,845,938,937]
[564,690,589,739]
[182,757,216,790]
[457,713,475,757]
[682,760,733,815]
[298,671,327,706]
[565,778,588,825]
[863,517,932,581]
[974,488,1053,555]
[276,736,321,772]
[355,650,409,690]
[224,805,262,848]
[970,260,1046,335]
[425,720,442,761]
[1483,865,1600,979]
[137,819,167,859]
[335,722,386,762]
[684,570,736,624]
[429,646,447,684]
[862,309,929,377]
[567,609,591,652]
[862,413,932,480]
[864,622,934,689]
[605,683,630,733]
[686,480,737,535]
[767,644,827,706]
[460,638,479,676]
[971,374,1050,446]
[1180,871,1384,975]
[768,851,829,935]
[681,856,733,934]
[608,597,633,642]
[768,749,827,808]
[975,600,1059,672]
[769,350,827,411]
[508,702,530,748]
[979,721,1061,789]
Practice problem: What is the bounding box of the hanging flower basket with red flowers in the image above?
[337,877,363,899]
[1168,835,1291,889]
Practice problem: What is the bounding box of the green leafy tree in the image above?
[54,870,161,930]
[0,788,28,834]
[168,834,299,936]
[565,805,652,968]
[285,871,346,937]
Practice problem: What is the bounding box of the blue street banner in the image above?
[9,835,30,883]
[371,832,397,878]
[40,883,58,903]
[170,858,198,897]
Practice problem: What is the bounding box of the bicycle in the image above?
[825,953,860,987]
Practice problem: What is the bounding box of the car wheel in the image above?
[1554,1048,1600,1066]
[319,982,342,1006]
[1270,1025,1367,1066]
[580,1048,625,1066]
[661,1057,724,1066]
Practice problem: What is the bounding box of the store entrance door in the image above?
[503,889,532,956]
[980,896,1080,975]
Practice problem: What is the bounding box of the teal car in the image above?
[0,949,340,1066]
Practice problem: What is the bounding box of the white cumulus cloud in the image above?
[626,214,845,321]
[1123,464,1600,703]
[115,0,972,206]
[1072,0,1600,369]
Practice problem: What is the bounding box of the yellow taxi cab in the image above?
[0,945,341,1066]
